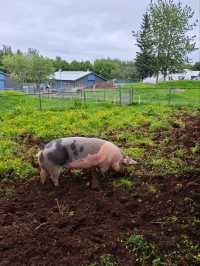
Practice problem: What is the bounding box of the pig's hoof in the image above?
[91,179,101,191]
[40,178,46,185]
[86,181,90,187]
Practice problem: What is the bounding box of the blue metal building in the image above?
[0,71,7,90]
[0,71,20,90]
[50,71,107,90]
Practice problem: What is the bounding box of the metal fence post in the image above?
[80,89,83,101]
[119,86,122,105]
[39,88,42,111]
[168,88,172,105]
[104,88,106,102]
[84,90,86,103]
[131,87,134,104]
[129,88,132,104]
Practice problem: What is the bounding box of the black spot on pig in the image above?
[70,141,76,151]
[80,146,84,153]
[70,140,79,156]
[47,140,70,165]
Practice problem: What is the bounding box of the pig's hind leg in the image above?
[49,165,62,187]
[40,167,49,184]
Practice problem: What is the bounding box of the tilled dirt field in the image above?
[0,113,200,265]
[0,171,199,266]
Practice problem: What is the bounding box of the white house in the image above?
[143,69,200,84]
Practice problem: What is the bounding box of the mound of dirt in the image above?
[171,113,200,148]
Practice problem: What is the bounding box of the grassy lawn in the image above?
[1,80,200,111]
[127,80,200,89]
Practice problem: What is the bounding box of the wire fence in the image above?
[0,87,200,112]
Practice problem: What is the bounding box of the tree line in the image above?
[0,45,139,85]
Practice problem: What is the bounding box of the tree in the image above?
[111,61,139,80]
[0,45,13,72]
[29,54,55,87]
[2,52,55,88]
[2,53,30,84]
[54,56,70,71]
[150,0,196,81]
[134,13,156,80]
[93,59,120,80]
[192,62,200,71]
[27,48,39,56]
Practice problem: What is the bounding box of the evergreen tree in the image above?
[134,13,155,80]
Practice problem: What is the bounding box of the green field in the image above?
[0,92,198,180]
[127,80,200,89]
[82,80,200,105]
[0,85,200,113]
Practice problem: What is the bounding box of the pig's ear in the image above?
[122,156,138,165]
[39,143,45,150]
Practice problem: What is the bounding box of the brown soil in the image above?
[1,171,199,266]
[0,114,200,266]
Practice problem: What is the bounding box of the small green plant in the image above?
[147,184,157,193]
[191,145,200,154]
[192,217,200,225]
[113,178,134,190]
[99,254,117,266]
[126,234,150,254]
[125,234,160,264]
[88,263,98,266]
[152,256,162,266]
[88,254,118,266]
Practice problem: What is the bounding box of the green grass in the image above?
[1,80,200,112]
[0,88,199,180]
[113,178,134,190]
[85,83,200,106]
[125,234,161,265]
[124,80,200,105]
[88,254,118,266]
[126,80,200,89]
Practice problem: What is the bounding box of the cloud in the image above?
[0,0,199,61]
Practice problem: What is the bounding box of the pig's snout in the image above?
[122,156,138,165]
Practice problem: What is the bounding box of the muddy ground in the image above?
[0,114,200,266]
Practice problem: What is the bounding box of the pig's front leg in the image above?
[90,168,101,190]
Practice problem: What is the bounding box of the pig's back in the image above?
[62,137,105,159]
[43,137,106,165]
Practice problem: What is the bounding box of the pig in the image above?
[37,137,137,187]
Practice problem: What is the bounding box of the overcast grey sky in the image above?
[0,0,199,62]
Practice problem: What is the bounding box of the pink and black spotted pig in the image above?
[37,137,137,187]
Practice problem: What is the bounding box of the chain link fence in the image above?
[0,87,200,112]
